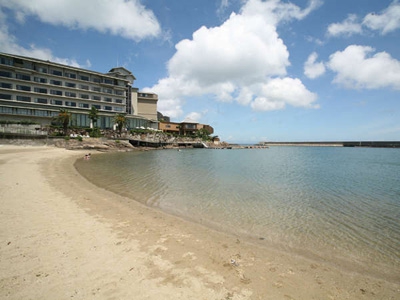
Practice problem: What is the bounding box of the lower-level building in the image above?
[159,118,214,136]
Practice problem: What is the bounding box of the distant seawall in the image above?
[261,141,400,148]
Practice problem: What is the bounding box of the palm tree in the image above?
[88,106,99,128]
[114,113,127,135]
[57,109,71,136]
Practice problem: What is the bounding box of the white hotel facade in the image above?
[0,53,158,129]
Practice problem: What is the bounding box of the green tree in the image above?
[57,109,71,136]
[88,106,99,128]
[196,128,212,141]
[114,113,127,135]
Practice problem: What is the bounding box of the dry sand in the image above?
[0,145,399,300]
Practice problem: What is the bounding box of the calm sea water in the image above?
[75,146,400,280]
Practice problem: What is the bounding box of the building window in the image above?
[79,75,89,81]
[80,84,89,90]
[104,106,112,111]
[0,82,12,89]
[114,107,124,112]
[0,57,13,65]
[0,71,12,78]
[104,78,113,85]
[185,124,196,129]
[92,95,101,100]
[34,110,48,116]
[34,87,47,94]
[37,67,48,73]
[65,101,76,107]
[51,70,63,76]
[16,108,29,115]
[65,91,76,97]
[115,99,123,104]
[79,103,89,108]
[16,85,31,91]
[0,106,13,113]
[80,94,89,99]
[103,88,112,94]
[34,77,47,83]
[50,89,62,96]
[65,72,76,79]
[92,77,101,83]
[50,79,62,86]
[104,97,112,102]
[0,93,12,100]
[92,86,101,92]
[34,98,48,104]
[50,99,63,105]
[115,90,124,96]
[65,82,76,88]
[92,104,101,109]
[16,95,31,102]
[16,73,31,81]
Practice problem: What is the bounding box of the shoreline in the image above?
[1,145,399,299]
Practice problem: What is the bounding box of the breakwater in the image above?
[261,141,400,148]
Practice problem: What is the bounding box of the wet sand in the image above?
[0,145,399,299]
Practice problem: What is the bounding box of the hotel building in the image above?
[0,53,158,129]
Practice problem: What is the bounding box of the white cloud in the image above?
[0,10,87,67]
[185,112,202,122]
[327,45,400,90]
[0,0,161,41]
[327,14,362,37]
[304,52,326,79]
[327,1,400,37]
[251,78,318,111]
[145,0,319,118]
[363,0,400,34]
[217,0,230,16]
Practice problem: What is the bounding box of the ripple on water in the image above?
[75,147,400,279]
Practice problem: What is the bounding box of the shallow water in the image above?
[75,146,400,280]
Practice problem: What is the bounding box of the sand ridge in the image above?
[0,145,399,299]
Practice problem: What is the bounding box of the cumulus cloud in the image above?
[185,112,202,122]
[0,10,87,67]
[363,0,400,34]
[327,1,400,37]
[304,52,326,79]
[327,45,400,90]
[327,14,362,37]
[251,78,318,111]
[144,0,320,118]
[0,0,161,41]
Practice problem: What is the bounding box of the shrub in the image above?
[88,128,102,137]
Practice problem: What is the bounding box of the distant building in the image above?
[0,52,158,129]
[158,117,214,136]
[157,111,170,122]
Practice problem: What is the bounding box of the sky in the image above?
[0,0,399,143]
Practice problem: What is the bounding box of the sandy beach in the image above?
[0,145,399,299]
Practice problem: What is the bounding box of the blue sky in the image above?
[0,0,399,143]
